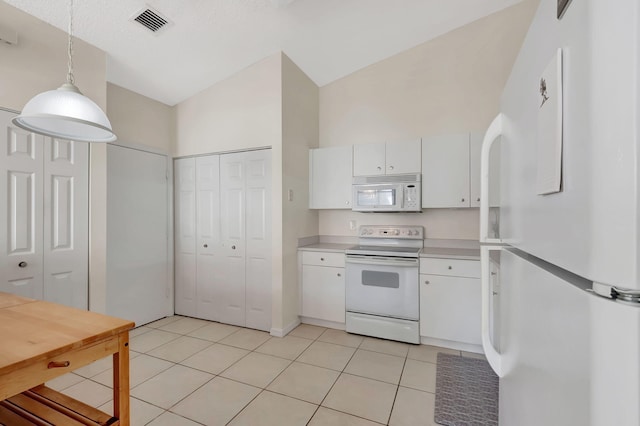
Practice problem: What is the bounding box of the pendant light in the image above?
[12,0,116,142]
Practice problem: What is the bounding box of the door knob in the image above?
[231,245,236,250]
[18,261,27,268]
[477,197,480,202]
[337,273,341,277]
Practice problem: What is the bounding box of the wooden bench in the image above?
[0,385,118,426]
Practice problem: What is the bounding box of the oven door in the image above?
[345,255,419,320]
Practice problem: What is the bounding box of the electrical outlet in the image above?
[288,189,293,201]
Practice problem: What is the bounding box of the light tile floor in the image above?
[47,317,485,426]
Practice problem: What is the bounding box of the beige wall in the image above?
[281,54,319,331]
[0,3,106,112]
[318,0,537,239]
[0,2,112,313]
[174,54,282,157]
[107,83,174,153]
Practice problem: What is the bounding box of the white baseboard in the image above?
[299,316,346,330]
[270,318,301,337]
[420,336,483,354]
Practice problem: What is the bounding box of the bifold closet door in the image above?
[219,149,272,331]
[195,155,221,321]
[174,157,197,316]
[0,111,44,300]
[174,155,221,321]
[0,109,88,309]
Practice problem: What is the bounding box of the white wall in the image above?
[281,54,319,332]
[318,0,538,239]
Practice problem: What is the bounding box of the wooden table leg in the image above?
[113,331,130,426]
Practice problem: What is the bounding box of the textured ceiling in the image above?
[3,0,523,106]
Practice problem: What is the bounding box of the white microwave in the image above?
[352,174,421,212]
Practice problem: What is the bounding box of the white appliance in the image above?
[345,225,423,344]
[352,174,421,212]
[479,1,640,425]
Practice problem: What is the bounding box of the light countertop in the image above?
[298,240,480,259]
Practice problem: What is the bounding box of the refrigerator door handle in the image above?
[481,245,504,377]
[480,113,503,244]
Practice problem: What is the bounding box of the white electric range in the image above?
[345,225,424,344]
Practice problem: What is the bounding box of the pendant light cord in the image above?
[67,0,75,85]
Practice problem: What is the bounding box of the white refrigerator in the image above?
[479,0,640,425]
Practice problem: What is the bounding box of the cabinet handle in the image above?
[491,272,497,276]
[337,273,341,277]
[448,266,452,270]
[18,261,27,268]
[461,198,465,202]
[377,166,382,171]
[424,280,430,284]
[389,165,394,170]
[231,245,236,250]
[346,201,350,205]
[477,197,481,202]
[320,257,325,261]
[493,291,498,295]
[203,244,208,248]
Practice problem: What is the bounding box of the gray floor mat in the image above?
[434,353,499,426]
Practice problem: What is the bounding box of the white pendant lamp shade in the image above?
[12,83,116,143]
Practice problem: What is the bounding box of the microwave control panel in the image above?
[404,185,419,209]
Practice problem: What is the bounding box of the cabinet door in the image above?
[353,142,385,176]
[419,274,481,345]
[385,139,421,174]
[469,132,501,208]
[302,265,345,323]
[422,134,470,208]
[309,146,352,209]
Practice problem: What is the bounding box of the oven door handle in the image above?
[345,256,419,267]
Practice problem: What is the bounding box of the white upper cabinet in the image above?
[469,132,501,208]
[353,142,386,176]
[385,138,422,174]
[353,139,421,176]
[422,134,470,208]
[309,146,353,209]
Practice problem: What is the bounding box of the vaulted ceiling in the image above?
[4,0,523,105]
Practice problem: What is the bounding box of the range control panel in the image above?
[359,225,424,239]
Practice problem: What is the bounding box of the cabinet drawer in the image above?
[420,258,480,278]
[301,251,345,267]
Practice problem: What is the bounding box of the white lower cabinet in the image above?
[300,250,345,324]
[419,258,481,346]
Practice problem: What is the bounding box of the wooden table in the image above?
[0,292,135,425]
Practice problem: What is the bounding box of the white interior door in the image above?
[107,145,169,326]
[219,152,247,326]
[0,110,44,299]
[174,157,197,316]
[43,137,88,309]
[196,155,220,321]
[244,149,272,331]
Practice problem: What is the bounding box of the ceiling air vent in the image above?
[132,7,171,33]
